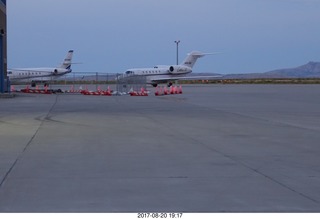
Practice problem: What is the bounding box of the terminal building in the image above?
[0,0,7,93]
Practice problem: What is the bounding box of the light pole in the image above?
[174,40,180,65]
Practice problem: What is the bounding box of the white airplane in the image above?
[119,51,220,87]
[7,50,74,86]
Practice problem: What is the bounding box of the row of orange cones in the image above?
[19,85,53,94]
[155,85,183,96]
[81,86,113,96]
[11,85,49,92]
[129,87,149,96]
[11,85,183,96]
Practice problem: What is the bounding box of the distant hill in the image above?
[221,61,320,79]
[263,61,320,78]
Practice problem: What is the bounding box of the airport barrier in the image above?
[10,85,16,92]
[65,85,83,94]
[14,84,183,97]
[155,85,182,96]
[80,86,113,96]
[20,86,53,94]
[81,90,112,96]
[129,87,149,96]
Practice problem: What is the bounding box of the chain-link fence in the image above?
[10,72,148,95]
[61,72,147,94]
[116,74,147,94]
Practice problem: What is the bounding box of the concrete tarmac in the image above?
[0,84,320,212]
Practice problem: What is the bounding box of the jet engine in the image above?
[168,65,181,74]
[168,65,191,74]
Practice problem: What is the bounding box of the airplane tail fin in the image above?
[59,50,74,70]
[181,51,213,68]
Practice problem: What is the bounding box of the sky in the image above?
[6,0,320,74]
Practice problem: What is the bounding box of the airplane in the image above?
[7,50,74,86]
[119,51,221,87]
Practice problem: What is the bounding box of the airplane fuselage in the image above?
[122,65,192,85]
[125,65,192,76]
[7,68,71,81]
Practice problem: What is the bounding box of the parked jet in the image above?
[119,51,220,87]
[7,50,74,86]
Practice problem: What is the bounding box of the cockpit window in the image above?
[125,71,134,74]
[7,71,12,74]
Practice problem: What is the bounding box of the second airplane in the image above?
[120,51,220,87]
